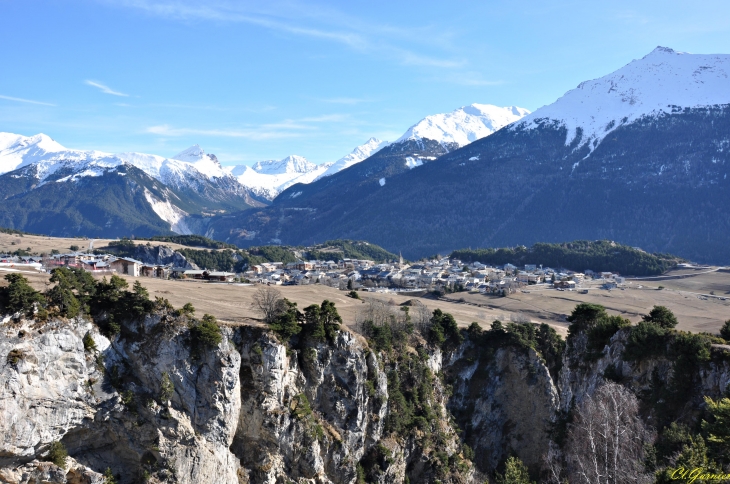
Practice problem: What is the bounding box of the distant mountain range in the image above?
[222,104,526,200]
[208,47,730,263]
[2,47,729,263]
[0,134,266,237]
[0,101,528,239]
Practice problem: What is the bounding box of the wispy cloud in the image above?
[84,80,129,97]
[103,0,464,70]
[146,124,304,140]
[146,113,351,140]
[0,94,56,106]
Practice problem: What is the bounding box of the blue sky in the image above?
[2,0,729,166]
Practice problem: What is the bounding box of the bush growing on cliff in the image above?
[721,320,730,342]
[0,273,44,317]
[189,314,223,358]
[495,456,533,484]
[302,300,342,344]
[643,305,679,329]
[269,299,303,343]
[566,303,607,339]
[428,309,463,351]
[47,441,68,468]
[586,315,631,358]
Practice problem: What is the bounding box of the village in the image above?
[0,248,627,295]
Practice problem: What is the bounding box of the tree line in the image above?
[451,239,682,276]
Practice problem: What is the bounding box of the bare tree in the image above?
[252,286,284,324]
[565,382,653,484]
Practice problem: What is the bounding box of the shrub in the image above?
[495,456,533,484]
[83,332,96,352]
[0,273,45,316]
[623,321,669,361]
[347,290,360,299]
[586,315,630,358]
[720,320,730,341]
[190,315,222,357]
[103,468,118,484]
[292,393,313,420]
[7,349,24,366]
[47,441,68,468]
[160,372,174,402]
[462,443,475,461]
[429,309,463,351]
[269,299,302,343]
[567,303,607,339]
[179,302,195,317]
[121,390,135,409]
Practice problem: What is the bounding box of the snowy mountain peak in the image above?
[515,47,730,151]
[396,103,530,147]
[173,144,206,162]
[252,155,316,175]
[172,144,223,176]
[316,137,390,179]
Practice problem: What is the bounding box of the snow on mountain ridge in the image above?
[396,103,531,147]
[514,46,730,151]
[316,137,390,179]
[226,155,333,200]
[252,155,317,175]
[0,133,235,189]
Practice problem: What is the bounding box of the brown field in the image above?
[443,269,730,335]
[0,232,233,255]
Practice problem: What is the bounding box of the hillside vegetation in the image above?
[305,239,398,262]
[450,240,682,276]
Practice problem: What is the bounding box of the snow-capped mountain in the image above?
[316,137,390,180]
[515,46,730,152]
[227,155,334,200]
[0,134,236,189]
[211,47,730,264]
[226,137,392,200]
[171,144,230,178]
[396,104,530,147]
[0,133,263,236]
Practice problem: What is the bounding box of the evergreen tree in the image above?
[643,305,679,329]
[0,273,44,316]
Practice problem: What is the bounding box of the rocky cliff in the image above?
[3,305,730,483]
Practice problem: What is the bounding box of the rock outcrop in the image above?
[6,305,729,483]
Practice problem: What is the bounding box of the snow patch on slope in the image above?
[515,47,730,151]
[143,189,192,234]
[397,104,530,147]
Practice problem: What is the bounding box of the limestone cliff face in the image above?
[559,329,730,426]
[0,312,243,484]
[12,311,730,483]
[0,314,393,484]
[446,341,560,474]
[231,328,388,483]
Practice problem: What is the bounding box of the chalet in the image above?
[141,264,171,279]
[182,270,206,280]
[109,257,143,277]
[554,280,576,289]
[208,271,235,282]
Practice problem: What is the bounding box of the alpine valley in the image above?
[3,47,730,264]
[209,47,730,264]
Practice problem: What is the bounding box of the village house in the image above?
[109,257,143,277]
